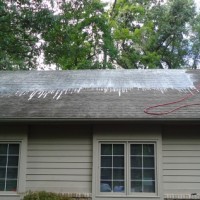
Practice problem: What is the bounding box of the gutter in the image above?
[0,118,200,124]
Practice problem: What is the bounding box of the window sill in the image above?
[95,194,160,198]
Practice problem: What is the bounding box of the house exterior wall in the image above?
[162,125,200,199]
[1,123,200,200]
[27,125,93,194]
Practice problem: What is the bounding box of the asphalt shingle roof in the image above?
[0,69,200,121]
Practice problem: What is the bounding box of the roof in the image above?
[0,69,200,121]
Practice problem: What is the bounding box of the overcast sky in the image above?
[195,0,200,10]
[102,0,200,11]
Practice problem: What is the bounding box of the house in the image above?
[0,69,200,200]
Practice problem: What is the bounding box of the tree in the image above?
[108,0,162,68]
[109,0,196,69]
[0,0,199,70]
[42,0,117,69]
[150,0,196,69]
[0,0,48,70]
[190,13,200,69]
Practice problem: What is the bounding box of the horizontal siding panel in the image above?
[163,150,200,157]
[27,127,92,194]
[29,139,91,145]
[163,144,200,151]
[28,156,91,163]
[163,169,200,176]
[0,197,21,200]
[26,186,91,193]
[26,181,91,188]
[28,144,92,151]
[164,176,200,183]
[27,168,91,175]
[163,163,200,170]
[28,150,92,157]
[164,189,200,195]
[163,156,200,164]
[27,175,91,182]
[27,162,91,169]
[164,182,200,190]
[163,130,200,196]
[163,141,200,145]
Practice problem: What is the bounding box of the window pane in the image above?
[113,144,124,155]
[131,156,142,168]
[113,168,124,180]
[113,156,124,167]
[113,181,124,192]
[6,180,17,191]
[0,180,5,191]
[101,168,112,180]
[0,156,7,166]
[0,144,7,155]
[9,144,19,155]
[100,181,112,192]
[131,144,142,155]
[131,169,142,180]
[131,181,142,192]
[0,168,6,179]
[8,156,19,167]
[101,144,112,155]
[143,169,155,180]
[143,157,154,168]
[101,156,112,167]
[143,144,154,155]
[143,181,155,193]
[7,168,18,179]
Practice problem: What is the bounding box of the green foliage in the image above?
[23,191,74,200]
[190,13,200,69]
[42,0,117,69]
[149,0,196,68]
[110,0,197,69]
[0,0,52,70]
[0,0,199,70]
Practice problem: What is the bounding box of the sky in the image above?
[195,0,200,10]
[102,0,200,11]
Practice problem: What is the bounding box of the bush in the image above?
[23,191,74,200]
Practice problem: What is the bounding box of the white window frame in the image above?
[98,141,157,196]
[128,142,157,195]
[0,142,21,192]
[0,126,27,196]
[92,125,163,200]
[99,142,126,195]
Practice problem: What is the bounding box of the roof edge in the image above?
[0,118,200,123]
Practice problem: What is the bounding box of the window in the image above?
[0,143,20,192]
[100,144,125,193]
[130,144,155,193]
[100,142,156,195]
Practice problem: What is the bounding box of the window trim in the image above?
[0,126,27,195]
[92,125,163,200]
[98,141,157,197]
[99,142,126,195]
[128,142,157,196]
[0,142,21,192]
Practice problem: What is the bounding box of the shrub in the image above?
[23,191,74,200]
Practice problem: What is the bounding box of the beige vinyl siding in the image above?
[0,195,21,200]
[163,125,200,195]
[27,125,92,193]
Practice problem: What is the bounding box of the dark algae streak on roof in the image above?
[0,69,200,120]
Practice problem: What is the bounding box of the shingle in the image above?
[0,69,200,120]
